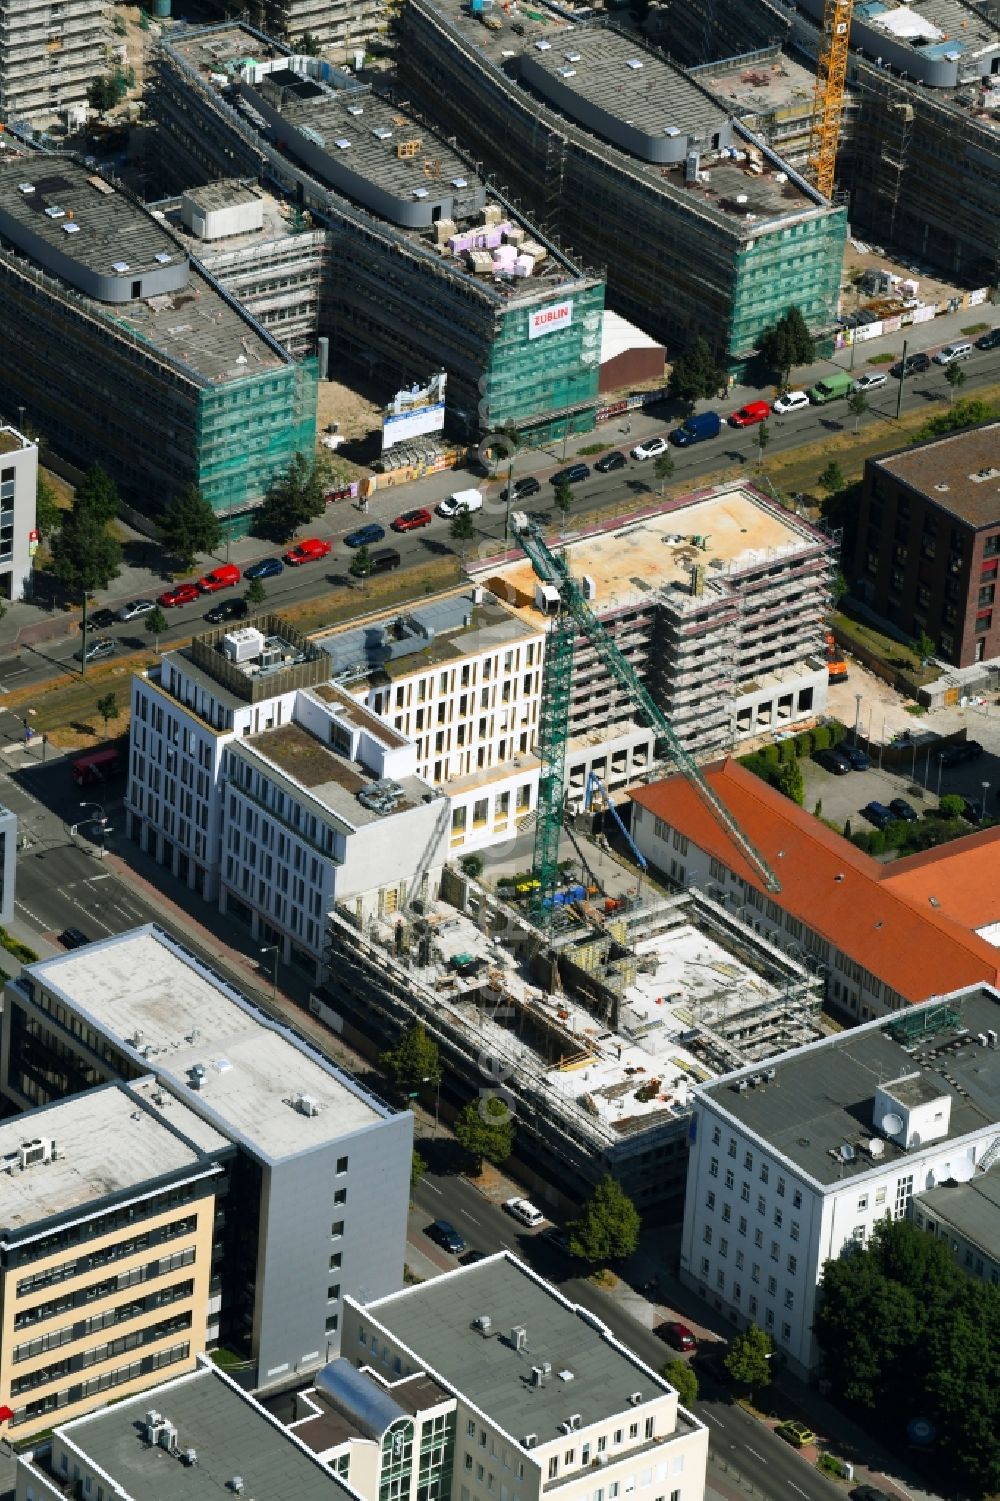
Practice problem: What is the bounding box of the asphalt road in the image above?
[409,1161,838,1501]
[1,345,998,697]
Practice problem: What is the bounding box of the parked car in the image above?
[656,1321,697,1352]
[549,463,590,486]
[370,547,402,574]
[772,390,809,415]
[437,489,484,518]
[889,351,930,378]
[974,328,1000,351]
[840,742,870,771]
[116,599,157,622]
[500,476,541,501]
[88,608,118,629]
[58,927,90,949]
[816,747,851,776]
[392,507,433,532]
[630,436,670,460]
[158,583,200,608]
[960,796,985,823]
[862,800,894,829]
[889,798,918,822]
[345,522,386,548]
[939,739,983,767]
[776,1421,816,1449]
[244,556,284,580]
[503,1196,545,1228]
[198,563,241,593]
[541,1227,572,1256]
[669,411,721,446]
[285,538,332,565]
[852,372,887,392]
[594,450,627,472]
[73,636,116,663]
[850,1487,895,1501]
[728,400,770,427]
[205,598,250,625]
[428,1220,466,1254]
[932,341,972,366]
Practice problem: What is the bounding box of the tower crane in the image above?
[514,518,781,922]
[806,0,854,199]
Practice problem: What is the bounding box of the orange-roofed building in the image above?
[630,760,1000,1018]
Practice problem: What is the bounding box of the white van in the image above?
[436,488,483,518]
[933,341,972,366]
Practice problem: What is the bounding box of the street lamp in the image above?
[423,1073,442,1139]
[259,944,279,1002]
[982,781,991,822]
[74,800,109,859]
[853,692,863,747]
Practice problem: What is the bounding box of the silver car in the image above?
[117,599,157,622]
[852,372,887,392]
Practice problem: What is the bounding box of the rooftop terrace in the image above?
[27,928,388,1161]
[700,987,1000,1187]
[0,1084,221,1239]
[872,423,1000,527]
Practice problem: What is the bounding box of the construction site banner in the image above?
[382,373,447,453]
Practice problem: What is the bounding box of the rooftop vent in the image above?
[183,1448,198,1466]
[530,1366,546,1387]
[348,105,364,115]
[44,205,65,219]
[970,466,1000,484]
[62,222,81,235]
[112,260,130,273]
[229,1479,245,1495]
[664,125,680,136]
[157,1421,178,1452]
[19,1138,53,1169]
[294,1093,319,1117]
[627,58,643,69]
[511,1325,527,1351]
[335,138,351,150]
[473,1314,492,1335]
[564,50,581,60]
[523,1434,537,1449]
[155,251,172,265]
[558,1369,575,1382]
[17,183,35,195]
[569,1413,582,1430]
[628,1390,642,1405]
[451,176,467,187]
[413,188,429,198]
[372,126,392,140]
[559,67,577,77]
[534,39,552,49]
[934,482,950,492]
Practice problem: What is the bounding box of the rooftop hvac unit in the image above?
[157,1422,178,1452]
[523,1435,537,1449]
[512,1325,527,1351]
[229,1480,245,1496]
[183,1449,198,1467]
[295,1093,319,1117]
[222,626,265,664]
[628,1391,643,1405]
[473,1314,492,1335]
[531,1366,545,1386]
[569,1413,582,1430]
[685,152,700,183]
[580,574,596,601]
[534,583,560,616]
[19,1138,53,1169]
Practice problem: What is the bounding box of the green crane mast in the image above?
[518,520,781,920]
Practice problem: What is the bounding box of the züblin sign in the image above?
[528,299,573,339]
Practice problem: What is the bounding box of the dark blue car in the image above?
[840,742,870,771]
[862,800,894,829]
[345,523,387,548]
[244,556,284,580]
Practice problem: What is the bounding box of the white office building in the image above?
[680,987,1000,1376]
[0,425,37,601]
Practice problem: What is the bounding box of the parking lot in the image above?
[802,738,999,835]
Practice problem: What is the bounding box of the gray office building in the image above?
[1,925,412,1388]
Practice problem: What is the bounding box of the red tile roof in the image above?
[630,760,1000,1004]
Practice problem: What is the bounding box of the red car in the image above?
[285,537,332,565]
[158,582,200,608]
[656,1321,697,1352]
[197,563,241,593]
[392,507,433,533]
[728,400,771,428]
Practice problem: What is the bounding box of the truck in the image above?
[807,371,853,405]
[669,410,721,447]
[437,488,483,518]
[72,745,122,788]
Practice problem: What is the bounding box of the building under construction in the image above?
[152,22,606,442]
[397,4,846,372]
[0,157,316,533]
[198,0,387,60]
[0,0,107,132]
[317,876,822,1217]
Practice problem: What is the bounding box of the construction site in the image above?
[152,22,606,442]
[318,875,822,1216]
[0,0,108,131]
[396,1,846,371]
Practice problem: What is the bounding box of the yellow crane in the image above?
[807,0,854,199]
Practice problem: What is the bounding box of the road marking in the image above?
[88,873,112,883]
[701,1412,720,1426]
[465,1214,480,1225]
[789,1484,809,1497]
[14,899,49,930]
[424,1181,442,1195]
[744,1447,765,1462]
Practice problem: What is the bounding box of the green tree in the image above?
[757,306,815,387]
[755,420,770,469]
[939,792,965,819]
[450,508,475,561]
[667,335,724,403]
[568,1175,641,1263]
[912,629,935,663]
[773,756,804,805]
[35,472,62,538]
[653,451,675,495]
[253,452,326,541]
[460,852,484,878]
[382,1023,440,1096]
[848,389,868,434]
[50,504,122,604]
[245,577,267,609]
[144,605,168,652]
[944,362,966,402]
[911,397,994,444]
[553,480,573,532]
[410,1147,428,1197]
[74,463,119,525]
[724,1323,773,1401]
[349,544,372,580]
[454,1095,515,1173]
[818,460,846,497]
[87,74,122,115]
[96,691,119,727]
[782,304,815,366]
[296,29,321,53]
[159,485,222,570]
[662,1360,699,1408]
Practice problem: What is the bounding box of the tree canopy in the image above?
[667,336,725,404]
[814,1216,1000,1496]
[75,463,120,525]
[756,305,815,386]
[159,485,222,570]
[50,501,122,602]
[568,1175,641,1263]
[382,1023,440,1096]
[911,397,994,445]
[253,452,327,541]
[724,1323,773,1400]
[454,1095,515,1173]
[662,1360,698,1409]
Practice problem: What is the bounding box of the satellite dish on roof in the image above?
[881,1112,904,1137]
[839,1142,856,1162]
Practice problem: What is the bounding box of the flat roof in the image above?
[53,1363,349,1501]
[871,423,1000,528]
[154,187,312,256]
[860,0,998,56]
[0,426,31,455]
[315,590,540,682]
[916,1167,1000,1257]
[363,1253,670,1440]
[693,48,828,120]
[0,1085,220,1240]
[699,987,1000,1187]
[487,487,823,626]
[0,159,284,387]
[240,720,430,829]
[167,20,287,74]
[184,180,264,212]
[27,928,388,1162]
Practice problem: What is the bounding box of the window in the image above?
[709,1157,719,1179]
[628,1424,638,1441]
[727,1138,737,1158]
[334,1188,347,1205]
[703,1226,712,1246]
[875,1187,887,1206]
[336,1156,348,1174]
[705,1191,715,1211]
[741,1182,750,1203]
[787,1255,797,1274]
[331,1220,345,1238]
[644,1418,655,1439]
[725,1170,735,1190]
[468,1422,476,1438]
[894,1174,914,1220]
[759,1164,769,1184]
[597,1437,607,1454]
[767,1276,777,1296]
[613,1430,622,1446]
[329,1253,342,1270]
[719,1238,728,1258]
[751,1263,760,1283]
[565,1451,576,1467]
[735,1249,744,1270]
[749,1295,758,1315]
[790,1221,799,1242]
[784,1290,794,1309]
[328,1284,341,1300]
[781,1322,792,1342]
[792,1190,802,1210]
[776,1177,785,1198]
[744,1151,753,1170]
[771,1241,780,1262]
[582,1445,591,1466]
[700,1257,710,1276]
[711,1126,721,1146]
[716,1269,725,1290]
[548,1460,558,1481]
[722,1203,731,1223]
[738,1217,747,1238]
[754,1229,763,1248]
[773,1209,782,1229]
[757,1195,766,1215]
[857,1195,868,1212]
